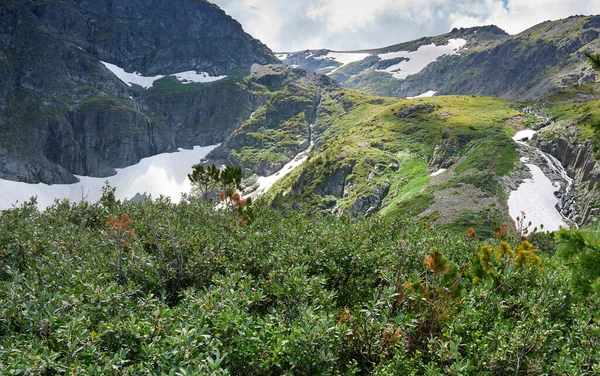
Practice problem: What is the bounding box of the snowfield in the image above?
[172,71,227,84]
[0,145,219,210]
[513,129,537,142]
[508,130,570,232]
[376,39,467,79]
[408,90,437,99]
[315,52,372,66]
[100,62,226,89]
[429,168,447,177]
[507,163,568,232]
[313,51,372,75]
[100,62,164,89]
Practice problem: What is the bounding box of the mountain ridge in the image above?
[279,16,599,101]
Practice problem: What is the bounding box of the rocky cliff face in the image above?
[0,0,278,184]
[533,126,600,226]
[30,0,277,76]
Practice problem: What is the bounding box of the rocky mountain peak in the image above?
[449,25,509,41]
[21,0,278,76]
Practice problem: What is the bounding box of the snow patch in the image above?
[101,61,226,89]
[507,163,569,232]
[315,51,372,66]
[276,53,290,60]
[0,145,219,210]
[429,168,447,177]
[513,130,537,142]
[101,61,164,89]
[172,71,227,84]
[376,39,467,80]
[408,90,437,99]
[249,148,311,198]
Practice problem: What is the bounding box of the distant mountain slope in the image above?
[279,16,600,101]
[0,0,278,184]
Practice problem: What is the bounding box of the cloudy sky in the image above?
[210,0,600,52]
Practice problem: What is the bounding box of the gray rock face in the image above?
[532,131,600,226]
[0,0,279,184]
[27,0,277,76]
[349,181,390,217]
[282,50,341,74]
[315,165,354,198]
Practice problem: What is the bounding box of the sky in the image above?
[210,0,600,52]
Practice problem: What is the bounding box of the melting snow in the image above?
[513,129,537,142]
[101,62,226,89]
[249,148,311,199]
[376,39,467,80]
[508,128,571,232]
[315,52,372,66]
[408,90,437,99]
[0,145,219,210]
[172,71,227,84]
[101,62,164,89]
[429,168,447,177]
[507,164,568,232]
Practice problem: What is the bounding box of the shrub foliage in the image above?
[1,196,599,374]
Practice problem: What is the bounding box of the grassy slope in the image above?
[263,91,523,234]
[542,83,600,142]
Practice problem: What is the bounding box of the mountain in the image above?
[2,2,600,233]
[212,66,600,230]
[279,16,600,101]
[0,0,277,184]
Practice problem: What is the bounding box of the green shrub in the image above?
[0,197,599,374]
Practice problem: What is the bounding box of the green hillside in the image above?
[254,90,526,235]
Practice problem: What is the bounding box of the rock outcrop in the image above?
[532,127,600,225]
[208,65,339,177]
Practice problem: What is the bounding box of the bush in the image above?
[0,197,599,374]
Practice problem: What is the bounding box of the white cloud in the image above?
[210,0,600,52]
[450,0,600,34]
